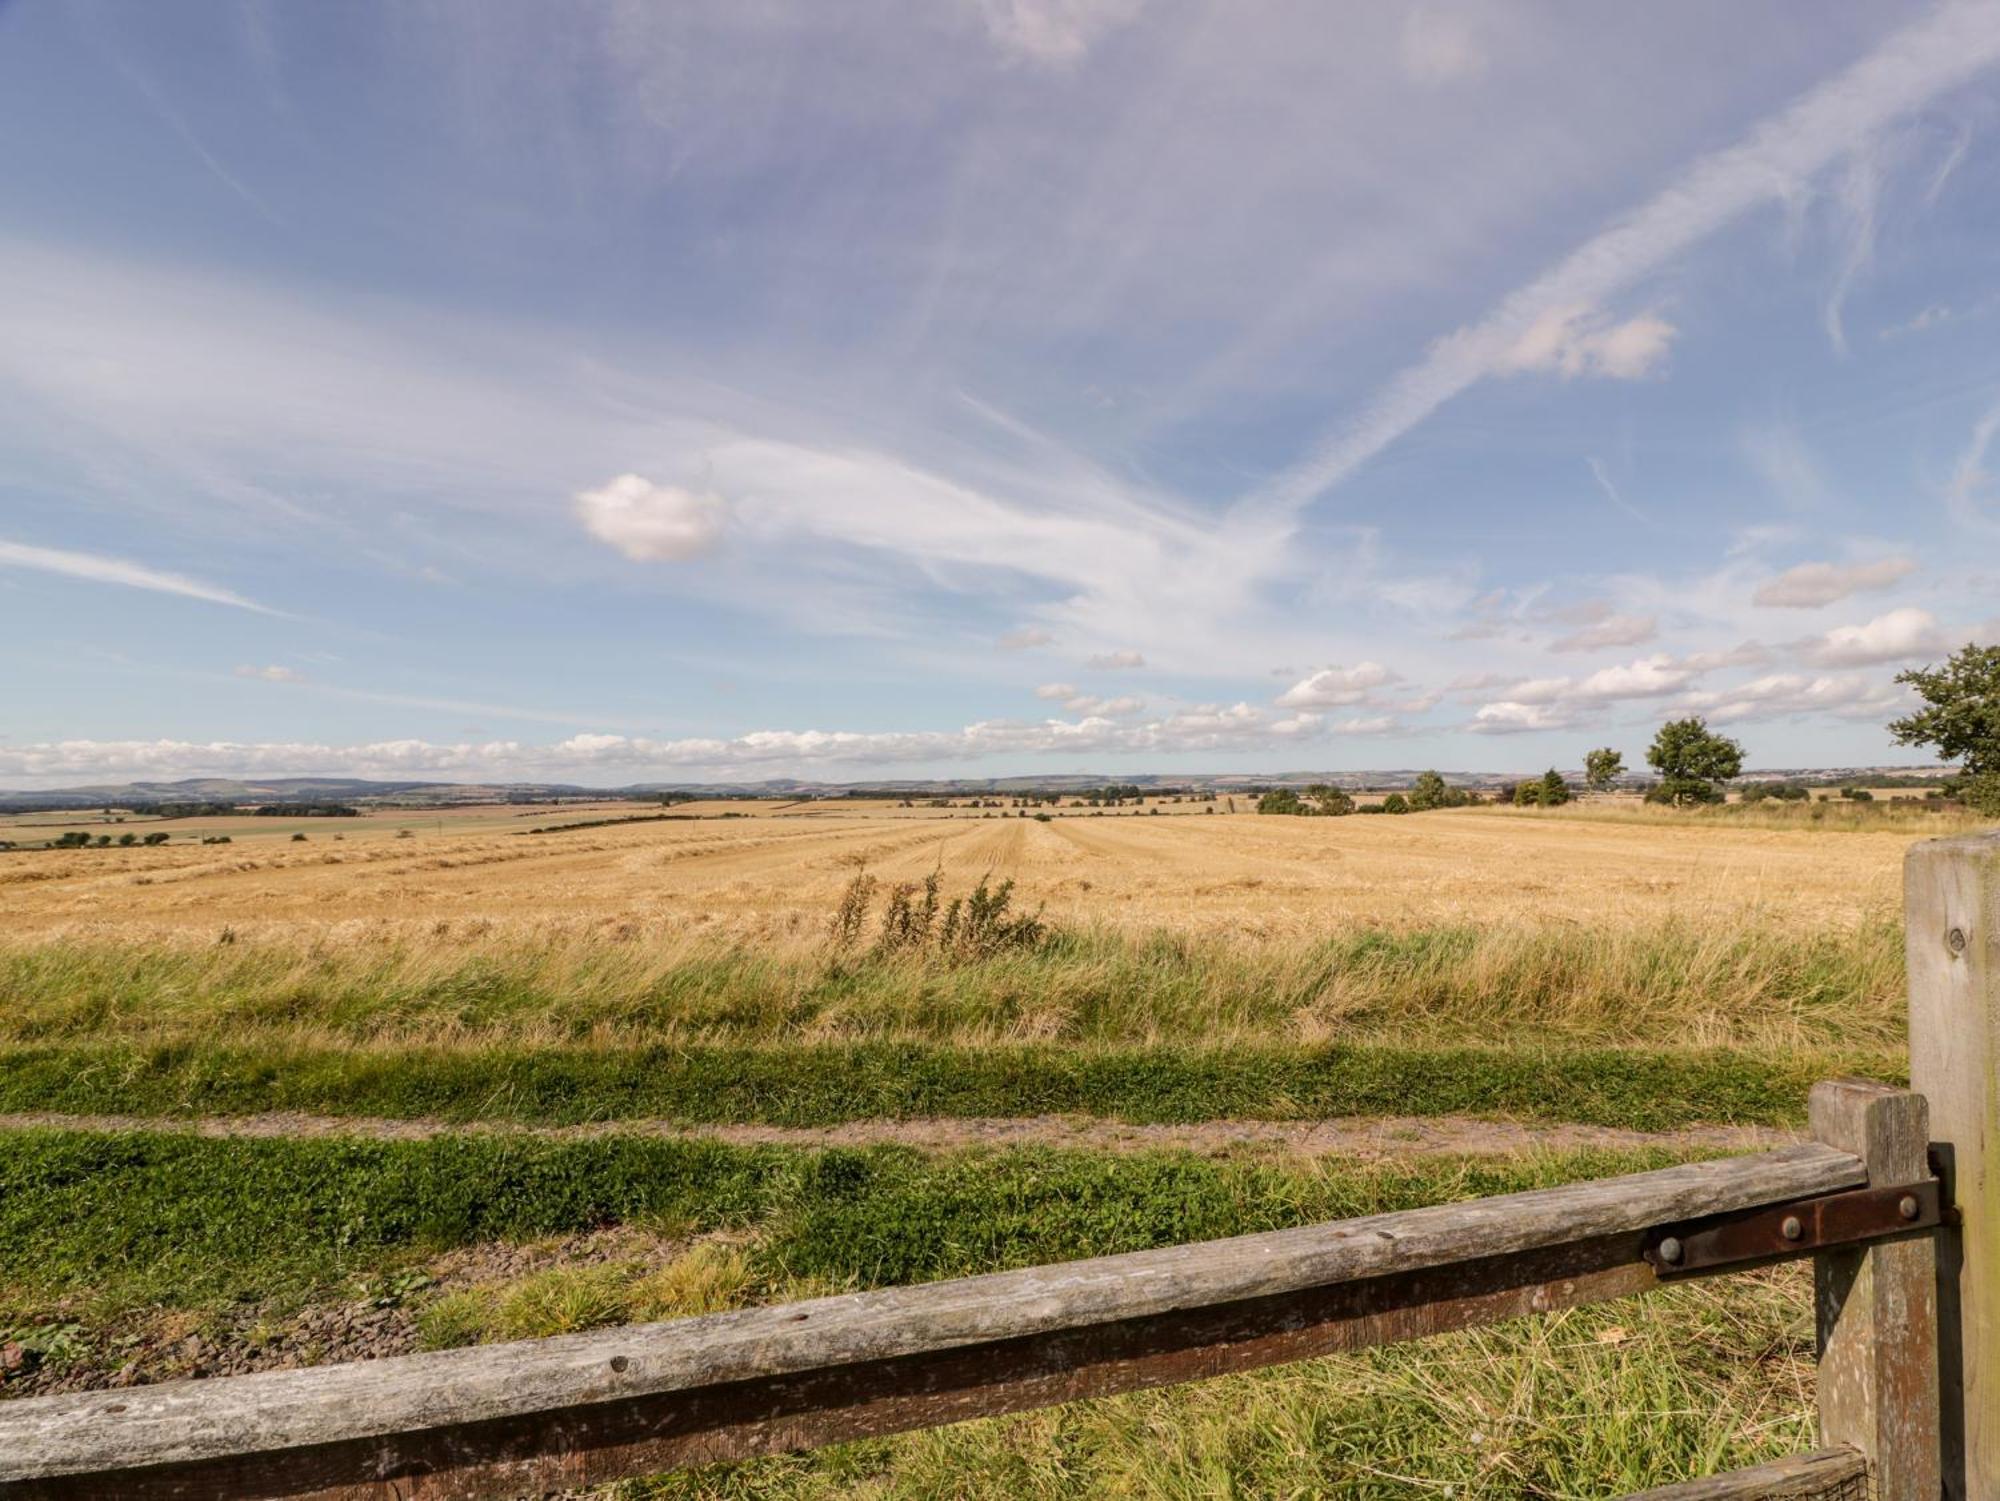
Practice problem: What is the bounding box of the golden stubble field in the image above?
[0,798,1919,946]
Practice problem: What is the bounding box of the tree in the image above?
[1256,789,1303,815]
[1891,644,2000,774]
[1890,643,2000,813]
[1583,747,1624,795]
[1307,784,1355,816]
[1512,780,1539,807]
[1409,770,1448,811]
[1538,768,1572,806]
[1645,717,1744,806]
[1381,792,1411,814]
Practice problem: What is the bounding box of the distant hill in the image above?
[0,765,1950,812]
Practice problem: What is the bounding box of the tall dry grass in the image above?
[0,912,1904,1054]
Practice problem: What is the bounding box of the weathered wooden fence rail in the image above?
[3,829,1997,1500]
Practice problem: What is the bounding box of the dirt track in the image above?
[0,1111,1798,1161]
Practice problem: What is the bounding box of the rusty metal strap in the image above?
[1644,1179,1948,1278]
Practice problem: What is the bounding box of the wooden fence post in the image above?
[1907,831,2000,1499]
[1809,1080,1939,1499]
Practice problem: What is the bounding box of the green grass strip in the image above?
[0,1040,1902,1130]
[0,1127,1695,1317]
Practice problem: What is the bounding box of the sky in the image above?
[3,0,2000,787]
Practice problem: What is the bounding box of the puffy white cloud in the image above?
[1087,650,1147,670]
[1401,8,1486,85]
[1329,715,1402,736]
[1678,672,1907,724]
[1275,662,1396,708]
[1034,682,1078,701]
[0,538,269,613]
[1797,607,1948,667]
[1567,655,1695,701]
[574,474,726,562]
[1752,558,1917,608]
[973,0,1145,66]
[1468,702,1574,735]
[1498,307,1677,381]
[1548,613,1657,652]
[1464,652,1697,733]
[233,665,306,684]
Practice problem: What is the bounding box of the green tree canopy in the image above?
[1409,770,1448,811]
[1890,644,2000,776]
[1644,717,1744,806]
[1538,768,1572,806]
[1308,784,1355,816]
[1583,747,1624,794]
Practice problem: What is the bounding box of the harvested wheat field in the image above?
[0,801,1928,946]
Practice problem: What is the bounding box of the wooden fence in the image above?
[2,828,1998,1499]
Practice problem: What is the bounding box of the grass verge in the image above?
[0,1128,1819,1497]
[0,1038,1899,1129]
[0,1129,1702,1319]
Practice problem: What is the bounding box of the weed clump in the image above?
[828,870,1049,960]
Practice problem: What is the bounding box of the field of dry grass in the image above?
[0,800,1936,946]
[0,797,1969,1493]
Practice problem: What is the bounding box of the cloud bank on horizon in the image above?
[2,1,1999,786]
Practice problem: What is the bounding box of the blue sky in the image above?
[4,0,2000,786]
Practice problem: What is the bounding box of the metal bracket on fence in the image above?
[1644,1177,1951,1278]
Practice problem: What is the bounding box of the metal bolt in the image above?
[609,1355,630,1374]
[1900,1194,1922,1222]
[1657,1236,1683,1265]
[1780,1215,1803,1241]
[1949,927,1969,956]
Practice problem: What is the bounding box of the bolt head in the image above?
[1899,1194,1922,1221]
[1949,927,1969,956]
[1657,1236,1683,1265]
[1780,1215,1804,1241]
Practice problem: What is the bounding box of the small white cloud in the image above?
[1566,655,1693,701]
[1330,715,1402,736]
[1797,607,1949,667]
[1469,702,1574,735]
[975,0,1144,66]
[1275,662,1395,709]
[233,664,305,684]
[1061,694,1146,716]
[1401,7,1487,84]
[1548,614,1657,653]
[574,474,725,563]
[999,626,1056,650]
[1034,682,1078,701]
[1087,649,1147,670]
[1752,557,1917,608]
[1499,307,1677,381]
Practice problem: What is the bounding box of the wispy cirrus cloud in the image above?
[0,538,271,613]
[1241,1,2000,518]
